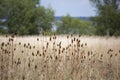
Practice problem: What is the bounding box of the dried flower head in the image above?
[35,65,37,69]
[110,54,112,58]
[37,38,39,41]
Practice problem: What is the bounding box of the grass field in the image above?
[0,35,120,80]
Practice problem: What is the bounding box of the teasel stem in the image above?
[0,43,4,80]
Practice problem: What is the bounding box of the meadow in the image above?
[0,35,120,80]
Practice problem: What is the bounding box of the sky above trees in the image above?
[40,0,96,17]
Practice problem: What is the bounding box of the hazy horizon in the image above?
[41,0,96,17]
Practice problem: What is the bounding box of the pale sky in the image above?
[40,0,96,17]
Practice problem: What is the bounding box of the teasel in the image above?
[37,38,39,41]
[49,37,52,41]
[19,42,21,45]
[54,36,56,40]
[29,46,31,49]
[37,50,39,55]
[1,42,4,47]
[81,44,83,47]
[88,51,90,57]
[79,34,81,37]
[85,43,87,46]
[35,65,37,69]
[55,56,58,60]
[115,53,117,56]
[100,54,103,60]
[24,43,26,47]
[71,39,73,43]
[46,42,49,47]
[33,46,35,49]
[101,54,103,58]
[73,37,76,41]
[14,48,16,51]
[59,49,61,54]
[22,50,24,53]
[67,35,69,39]
[28,63,30,68]
[28,43,30,46]
[7,42,10,45]
[110,54,113,58]
[32,52,34,56]
[53,42,55,45]
[50,55,52,60]
[11,34,15,38]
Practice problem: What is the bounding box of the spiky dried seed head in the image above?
[24,44,26,47]
[115,54,117,56]
[28,63,30,68]
[54,36,56,39]
[35,65,37,69]
[33,46,35,49]
[37,50,39,54]
[50,55,52,59]
[28,43,30,46]
[101,54,103,58]
[47,42,49,46]
[14,48,16,51]
[29,46,31,49]
[67,35,69,39]
[49,37,52,41]
[88,51,90,56]
[19,42,21,45]
[110,54,112,58]
[55,56,58,60]
[85,43,87,46]
[1,42,4,46]
[81,44,83,47]
[22,50,24,53]
[37,38,39,41]
[74,38,75,41]
[32,52,34,56]
[71,40,73,43]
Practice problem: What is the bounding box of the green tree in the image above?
[0,0,54,35]
[56,15,93,35]
[90,0,120,36]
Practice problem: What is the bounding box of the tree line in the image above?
[0,0,120,36]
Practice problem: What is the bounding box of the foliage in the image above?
[0,0,54,35]
[56,15,94,35]
[90,0,120,36]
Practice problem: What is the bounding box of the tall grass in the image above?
[0,35,120,80]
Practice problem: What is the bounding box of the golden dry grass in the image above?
[0,35,120,80]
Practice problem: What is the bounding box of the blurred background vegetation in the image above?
[0,0,120,36]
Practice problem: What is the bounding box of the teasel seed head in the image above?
[32,52,34,56]
[67,35,69,39]
[81,44,83,47]
[85,43,87,46]
[115,53,117,56]
[28,63,30,68]
[33,46,35,49]
[55,56,58,60]
[49,37,52,41]
[1,42,4,46]
[110,54,112,58]
[101,54,103,58]
[37,38,39,41]
[35,65,37,69]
